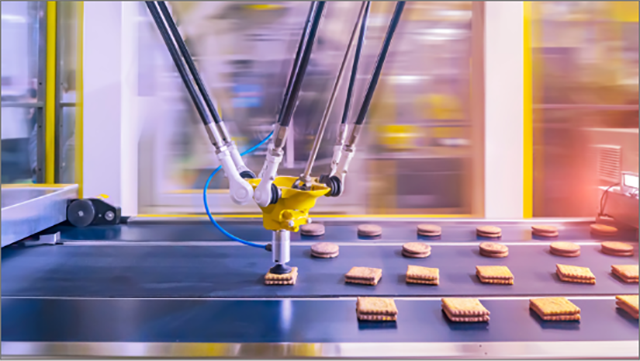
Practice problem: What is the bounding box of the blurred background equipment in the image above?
[2,1,638,219]
[1,1,45,184]
[530,1,639,217]
[136,1,479,216]
[2,2,639,359]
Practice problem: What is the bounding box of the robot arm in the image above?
[254,1,326,207]
[148,0,405,275]
[148,1,254,205]
[149,0,404,206]
[323,1,405,197]
[295,2,370,191]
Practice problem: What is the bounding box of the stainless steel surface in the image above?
[271,123,288,151]
[599,187,640,230]
[127,216,597,224]
[23,232,61,247]
[56,241,614,247]
[53,2,63,183]
[0,102,45,108]
[216,121,232,145]
[2,340,637,358]
[204,122,222,148]
[272,229,290,265]
[1,185,78,247]
[300,2,367,184]
[1,296,618,301]
[336,123,348,146]
[345,123,363,147]
[36,1,47,183]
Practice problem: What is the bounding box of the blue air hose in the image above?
[203,131,273,249]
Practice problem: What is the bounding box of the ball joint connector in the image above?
[269,184,281,205]
[291,177,314,192]
[319,174,343,197]
[239,170,256,179]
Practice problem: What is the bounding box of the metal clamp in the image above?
[269,230,292,274]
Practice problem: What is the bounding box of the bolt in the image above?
[288,220,295,227]
[105,211,115,221]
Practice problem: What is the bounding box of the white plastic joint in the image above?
[254,146,283,208]
[334,145,356,190]
[217,149,254,205]
[227,142,251,175]
[328,145,344,177]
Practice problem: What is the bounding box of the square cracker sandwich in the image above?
[611,265,639,284]
[356,297,398,321]
[476,265,514,285]
[406,265,439,285]
[264,267,298,285]
[616,295,639,319]
[530,297,581,321]
[556,264,595,284]
[345,267,382,286]
[441,298,490,322]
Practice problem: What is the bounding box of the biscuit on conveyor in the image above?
[264,267,298,285]
[476,226,502,238]
[441,298,490,322]
[529,297,581,321]
[531,225,558,237]
[615,295,639,319]
[556,264,596,284]
[345,266,382,286]
[406,265,439,285]
[357,224,382,237]
[310,242,339,258]
[590,223,618,236]
[402,242,431,258]
[417,224,441,237]
[300,223,325,237]
[479,242,508,258]
[356,297,398,321]
[549,242,580,257]
[611,265,639,283]
[601,242,634,257]
[476,265,514,285]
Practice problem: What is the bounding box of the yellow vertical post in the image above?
[522,2,533,218]
[45,1,57,183]
[75,1,84,197]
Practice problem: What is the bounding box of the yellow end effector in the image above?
[247,176,330,232]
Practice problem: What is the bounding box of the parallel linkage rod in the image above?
[277,1,326,129]
[276,2,319,126]
[299,2,371,186]
[145,2,213,129]
[157,1,223,125]
[341,1,370,126]
[352,1,405,128]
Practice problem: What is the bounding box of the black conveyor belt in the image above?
[2,220,638,358]
[2,298,637,343]
[47,220,639,243]
[3,243,637,298]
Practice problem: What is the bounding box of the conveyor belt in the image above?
[47,220,639,243]
[2,219,638,358]
[3,242,637,298]
[3,297,637,343]
[2,297,637,358]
